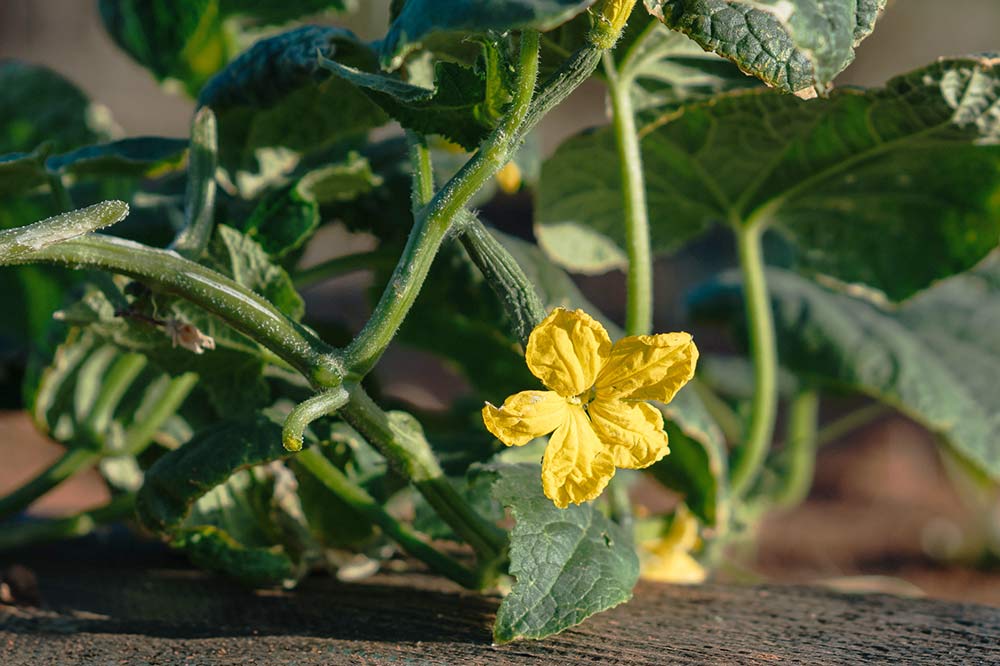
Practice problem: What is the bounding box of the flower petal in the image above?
[526,308,611,397]
[482,390,568,447]
[595,332,698,403]
[541,405,616,508]
[589,398,669,469]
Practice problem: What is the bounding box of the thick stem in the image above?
[295,447,479,589]
[0,493,136,551]
[730,224,779,497]
[339,386,506,563]
[409,132,435,211]
[2,234,342,387]
[519,46,602,140]
[344,32,541,377]
[773,389,819,508]
[604,52,652,337]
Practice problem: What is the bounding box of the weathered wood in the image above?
[2,541,998,665]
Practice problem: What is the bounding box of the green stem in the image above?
[47,172,73,212]
[293,251,392,289]
[409,132,435,211]
[519,45,602,140]
[817,402,891,447]
[691,378,743,445]
[340,386,506,563]
[0,493,136,551]
[0,373,196,522]
[730,223,778,498]
[295,447,478,589]
[0,447,100,521]
[604,52,652,337]
[773,389,819,508]
[171,107,218,258]
[3,234,342,387]
[281,387,350,452]
[344,31,541,378]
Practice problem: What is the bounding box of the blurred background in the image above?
[1,0,999,604]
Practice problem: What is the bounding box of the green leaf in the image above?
[99,0,232,96]
[0,61,108,154]
[197,26,387,174]
[0,149,49,198]
[219,0,352,24]
[319,56,493,151]
[46,137,188,178]
[210,225,305,320]
[643,0,886,94]
[382,0,599,68]
[242,152,382,259]
[484,463,639,643]
[538,56,1000,299]
[690,257,1000,480]
[651,388,728,526]
[136,415,303,584]
[616,18,761,117]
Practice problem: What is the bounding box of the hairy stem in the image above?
[340,385,506,564]
[730,223,778,497]
[344,31,541,377]
[604,52,652,337]
[2,234,342,387]
[773,389,819,508]
[295,447,479,589]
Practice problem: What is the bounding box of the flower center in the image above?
[570,386,597,408]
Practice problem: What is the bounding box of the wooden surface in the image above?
[2,537,998,665]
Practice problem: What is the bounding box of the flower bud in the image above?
[588,0,637,50]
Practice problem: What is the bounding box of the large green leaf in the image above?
[197,26,386,174]
[381,0,598,68]
[643,0,886,94]
[538,56,1000,299]
[484,463,639,643]
[690,256,1000,480]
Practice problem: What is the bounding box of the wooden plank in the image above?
[2,548,998,665]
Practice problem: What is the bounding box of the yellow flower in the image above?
[482,308,698,508]
[640,508,707,585]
